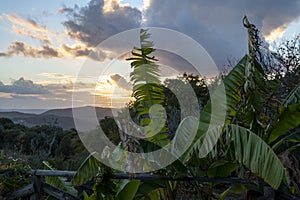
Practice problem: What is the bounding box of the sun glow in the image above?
[94,75,132,108]
[264,26,286,42]
[103,0,120,13]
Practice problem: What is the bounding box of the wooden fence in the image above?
[0,169,259,199]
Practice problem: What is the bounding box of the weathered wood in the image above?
[27,169,76,177]
[1,169,254,184]
[25,170,252,183]
[112,173,253,184]
[3,183,34,200]
[41,182,80,200]
[30,176,42,200]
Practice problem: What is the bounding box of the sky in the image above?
[0,0,300,110]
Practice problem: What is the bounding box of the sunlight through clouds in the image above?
[1,0,300,109]
[264,26,287,42]
[95,74,132,107]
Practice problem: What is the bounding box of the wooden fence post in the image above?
[30,175,41,200]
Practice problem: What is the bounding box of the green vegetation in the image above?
[1,17,300,199]
[0,118,88,170]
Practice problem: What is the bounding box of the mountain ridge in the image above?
[0,106,113,130]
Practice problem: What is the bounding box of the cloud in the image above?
[3,14,59,44]
[57,0,300,67]
[4,14,47,32]
[0,77,101,109]
[144,0,300,66]
[11,24,52,44]
[109,74,132,90]
[61,0,141,47]
[0,41,61,58]
[57,5,74,14]
[0,75,130,109]
[61,44,96,58]
[0,40,109,60]
[2,0,300,67]
[0,77,49,94]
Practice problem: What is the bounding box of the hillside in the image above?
[0,106,113,130]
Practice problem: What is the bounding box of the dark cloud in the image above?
[57,6,73,14]
[2,0,300,67]
[61,44,93,57]
[61,0,142,47]
[0,77,49,94]
[145,0,300,66]
[0,41,107,60]
[0,41,61,58]
[110,74,132,90]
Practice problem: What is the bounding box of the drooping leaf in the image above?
[268,83,300,143]
[227,124,288,189]
[72,152,100,186]
[171,116,199,158]
[271,128,300,152]
[223,55,248,124]
[42,161,78,197]
[182,83,227,161]
[116,180,140,200]
[219,184,247,200]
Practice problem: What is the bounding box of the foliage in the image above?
[72,152,100,186]
[226,124,287,189]
[0,119,88,170]
[0,153,31,196]
[100,116,121,145]
[43,161,78,197]
[126,29,168,145]
[71,21,300,199]
[272,35,300,94]
[127,29,164,118]
[268,83,300,143]
[182,16,299,198]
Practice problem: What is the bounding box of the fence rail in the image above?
[1,169,256,199]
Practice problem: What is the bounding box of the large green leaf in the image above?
[188,54,269,154]
[72,152,100,186]
[116,180,140,200]
[141,188,166,200]
[182,81,227,161]
[42,161,78,197]
[223,55,248,124]
[227,124,288,189]
[171,116,199,158]
[268,83,300,143]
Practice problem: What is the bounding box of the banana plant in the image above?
[181,16,299,198]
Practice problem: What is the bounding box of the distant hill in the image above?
[0,106,113,130]
[0,109,47,114]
